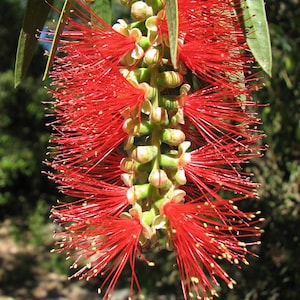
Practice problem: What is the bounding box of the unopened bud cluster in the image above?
[115,1,190,246]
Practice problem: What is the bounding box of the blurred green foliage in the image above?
[220,1,300,299]
[0,0,299,299]
[0,0,56,220]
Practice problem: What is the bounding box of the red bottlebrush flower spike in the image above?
[46,1,265,299]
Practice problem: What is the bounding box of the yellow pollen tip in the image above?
[228,282,234,289]
[191,276,199,283]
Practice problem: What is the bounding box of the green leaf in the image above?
[90,0,112,25]
[165,0,178,69]
[14,0,54,87]
[242,0,272,76]
[42,0,75,81]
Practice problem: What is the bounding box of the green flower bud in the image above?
[120,158,152,173]
[143,48,160,66]
[142,209,156,226]
[160,96,178,110]
[149,169,170,188]
[161,129,185,146]
[159,154,178,170]
[131,145,158,163]
[150,107,169,125]
[157,71,183,88]
[131,1,153,21]
[127,184,151,203]
[133,120,152,136]
[138,36,151,50]
[132,68,151,82]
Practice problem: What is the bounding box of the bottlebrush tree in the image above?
[16,0,271,299]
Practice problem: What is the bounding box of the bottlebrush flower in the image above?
[184,138,261,200]
[157,0,252,87]
[182,85,262,145]
[162,200,262,299]
[46,0,265,299]
[54,214,144,299]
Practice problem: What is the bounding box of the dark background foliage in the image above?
[0,0,299,299]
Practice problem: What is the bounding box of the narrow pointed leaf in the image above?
[90,0,112,25]
[14,0,54,87]
[242,0,272,76]
[165,0,178,69]
[43,0,75,80]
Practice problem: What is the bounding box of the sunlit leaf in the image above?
[165,0,178,69]
[14,0,54,87]
[242,0,272,76]
[90,0,112,25]
[43,0,75,80]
